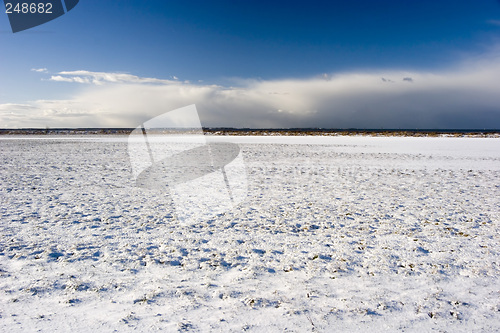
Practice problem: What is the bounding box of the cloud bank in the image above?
[2,56,500,129]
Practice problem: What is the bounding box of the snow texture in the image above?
[0,135,499,332]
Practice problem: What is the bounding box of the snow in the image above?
[0,135,499,332]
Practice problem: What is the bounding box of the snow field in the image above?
[0,136,499,332]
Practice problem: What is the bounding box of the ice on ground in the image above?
[0,136,499,332]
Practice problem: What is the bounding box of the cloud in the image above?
[49,70,176,85]
[0,103,37,110]
[31,68,48,73]
[3,54,500,129]
[50,75,79,83]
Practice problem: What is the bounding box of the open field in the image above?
[0,135,499,332]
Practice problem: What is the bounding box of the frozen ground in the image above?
[0,135,499,332]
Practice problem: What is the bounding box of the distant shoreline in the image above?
[1,128,499,137]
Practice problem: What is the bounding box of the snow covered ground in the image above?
[0,135,499,332]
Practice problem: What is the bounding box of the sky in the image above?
[1,0,500,129]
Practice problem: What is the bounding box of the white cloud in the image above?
[31,68,48,73]
[50,75,79,83]
[0,103,37,110]
[3,53,500,129]
[49,70,176,85]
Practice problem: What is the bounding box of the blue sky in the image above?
[1,0,500,128]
